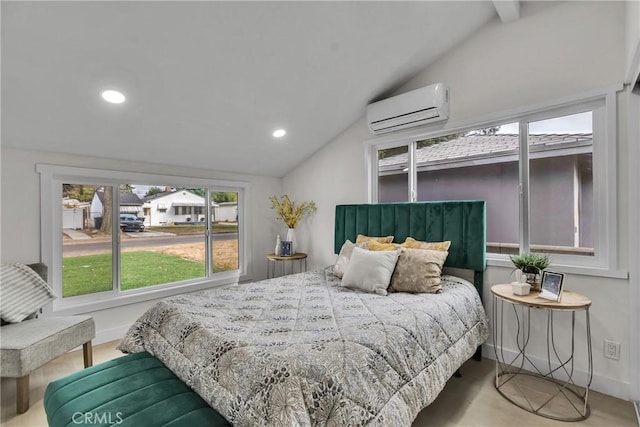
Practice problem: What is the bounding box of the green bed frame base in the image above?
[334,201,487,361]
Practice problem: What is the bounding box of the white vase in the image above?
[286,228,297,254]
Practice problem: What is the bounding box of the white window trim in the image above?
[37,164,251,315]
[364,84,627,279]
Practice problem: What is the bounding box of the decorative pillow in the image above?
[367,239,401,251]
[333,240,369,278]
[0,263,56,323]
[341,247,400,296]
[401,237,451,251]
[389,248,449,294]
[355,234,394,244]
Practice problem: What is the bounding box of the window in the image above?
[378,145,409,202]
[368,88,619,274]
[40,166,247,312]
[416,123,521,254]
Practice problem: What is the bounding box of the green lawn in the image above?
[63,251,208,297]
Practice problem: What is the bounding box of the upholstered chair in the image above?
[0,263,95,413]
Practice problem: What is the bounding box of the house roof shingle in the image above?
[379,133,593,173]
[95,190,143,206]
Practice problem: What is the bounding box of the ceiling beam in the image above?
[492,0,521,24]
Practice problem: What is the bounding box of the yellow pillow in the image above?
[367,239,401,251]
[401,237,451,251]
[355,234,394,244]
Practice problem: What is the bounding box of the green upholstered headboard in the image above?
[334,201,487,295]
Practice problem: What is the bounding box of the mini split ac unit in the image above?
[366,83,449,135]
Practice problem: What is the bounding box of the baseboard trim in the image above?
[94,325,129,346]
[482,343,631,401]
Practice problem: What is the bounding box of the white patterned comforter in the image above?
[118,268,488,426]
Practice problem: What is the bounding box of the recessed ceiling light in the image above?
[101,90,126,104]
[273,129,286,138]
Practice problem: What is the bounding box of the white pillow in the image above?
[333,240,368,278]
[341,247,400,296]
[0,263,56,323]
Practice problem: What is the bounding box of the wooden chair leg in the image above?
[16,375,29,414]
[83,340,93,368]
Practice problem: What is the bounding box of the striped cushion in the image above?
[0,263,56,323]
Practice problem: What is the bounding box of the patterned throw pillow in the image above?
[367,240,401,251]
[341,247,400,296]
[389,248,449,294]
[333,240,369,278]
[355,234,394,244]
[0,263,56,323]
[401,237,451,251]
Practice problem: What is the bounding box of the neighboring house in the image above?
[215,202,238,222]
[142,189,219,226]
[90,189,144,220]
[379,133,594,252]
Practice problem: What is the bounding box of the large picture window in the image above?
[40,166,247,312]
[369,90,619,273]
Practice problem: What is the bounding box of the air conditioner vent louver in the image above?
[366,83,449,135]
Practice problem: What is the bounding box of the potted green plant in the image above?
[509,252,550,291]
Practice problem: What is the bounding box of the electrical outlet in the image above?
[604,340,621,360]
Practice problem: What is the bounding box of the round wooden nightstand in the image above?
[491,284,592,421]
[266,252,308,278]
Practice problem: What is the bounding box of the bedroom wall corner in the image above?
[282,119,371,270]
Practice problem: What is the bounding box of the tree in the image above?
[145,187,165,197]
[186,188,205,198]
[99,186,113,234]
[416,132,465,149]
[62,184,97,202]
[212,192,237,203]
[466,126,501,136]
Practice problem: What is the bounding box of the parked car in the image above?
[119,214,145,232]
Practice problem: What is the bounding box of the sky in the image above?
[496,111,592,134]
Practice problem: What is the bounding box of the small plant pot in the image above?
[524,272,542,291]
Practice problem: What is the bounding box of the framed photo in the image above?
[280,241,292,257]
[539,271,565,301]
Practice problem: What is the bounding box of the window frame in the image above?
[365,84,625,278]
[37,164,251,315]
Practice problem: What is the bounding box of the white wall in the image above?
[284,1,635,400]
[626,0,640,400]
[626,0,640,84]
[278,120,371,269]
[0,147,282,342]
[627,89,640,404]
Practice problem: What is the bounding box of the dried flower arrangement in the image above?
[269,195,317,228]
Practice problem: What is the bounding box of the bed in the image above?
[118,201,489,426]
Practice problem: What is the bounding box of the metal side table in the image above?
[266,252,308,278]
[491,284,593,421]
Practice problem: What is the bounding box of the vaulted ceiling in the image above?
[1,1,512,177]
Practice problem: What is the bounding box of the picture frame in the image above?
[539,271,565,302]
[280,241,292,257]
